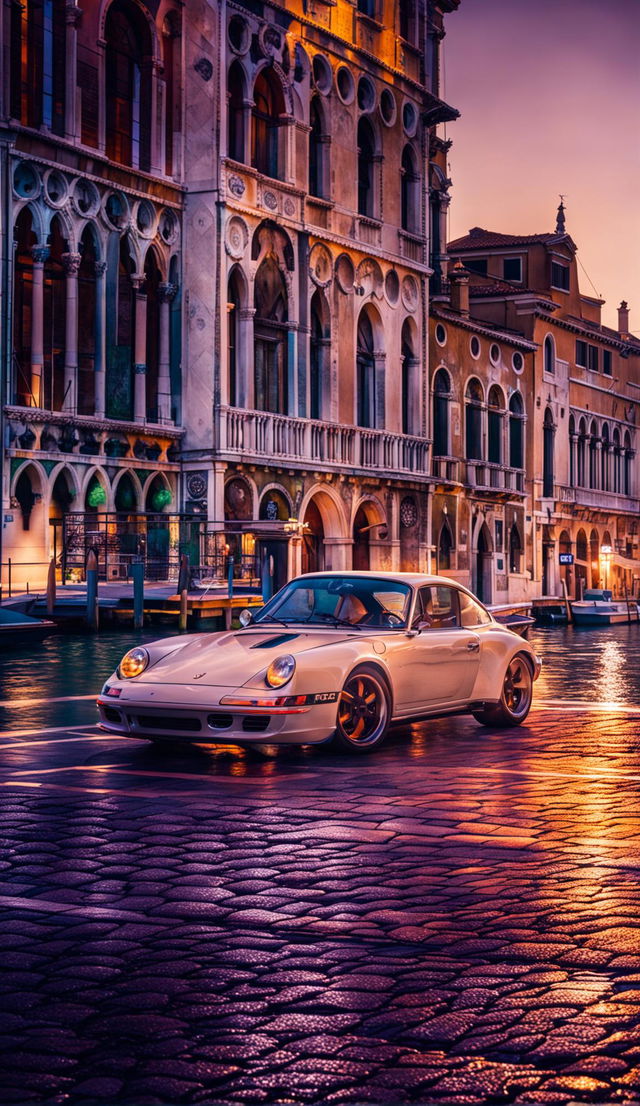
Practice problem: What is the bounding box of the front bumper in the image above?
[96,688,339,745]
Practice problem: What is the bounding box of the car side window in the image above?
[459,591,492,628]
[413,586,459,629]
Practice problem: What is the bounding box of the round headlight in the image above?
[266,654,296,688]
[118,647,149,679]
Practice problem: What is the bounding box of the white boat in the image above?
[571,589,639,626]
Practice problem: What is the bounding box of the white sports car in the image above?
[97,572,541,754]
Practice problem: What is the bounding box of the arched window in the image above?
[10,0,66,133]
[227,267,243,407]
[624,431,633,496]
[105,1,152,170]
[107,237,135,420]
[613,428,621,493]
[357,308,380,428]
[77,227,98,416]
[228,60,246,163]
[144,250,161,423]
[162,12,181,176]
[544,334,555,375]
[43,215,66,411]
[576,528,588,563]
[577,417,587,486]
[589,420,598,490]
[310,290,330,420]
[252,69,285,179]
[568,414,576,487]
[509,524,522,573]
[401,319,417,435]
[509,391,524,469]
[309,96,328,199]
[401,145,419,233]
[543,407,555,498]
[465,378,483,460]
[488,385,504,465]
[601,423,610,491]
[357,117,376,218]
[254,255,288,413]
[12,207,37,406]
[432,369,450,457]
[438,520,453,572]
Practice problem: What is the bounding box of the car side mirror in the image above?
[239,608,253,627]
[417,620,432,633]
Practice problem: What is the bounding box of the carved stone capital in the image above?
[94,260,107,277]
[131,273,146,293]
[134,362,147,375]
[65,1,82,25]
[158,281,178,304]
[31,246,49,265]
[62,251,81,276]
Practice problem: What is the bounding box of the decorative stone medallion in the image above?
[225,215,249,260]
[335,253,355,294]
[194,57,213,81]
[186,472,207,500]
[262,190,278,211]
[283,196,296,217]
[400,496,418,529]
[227,174,245,198]
[308,242,333,287]
[401,274,419,312]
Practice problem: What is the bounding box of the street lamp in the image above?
[600,544,612,592]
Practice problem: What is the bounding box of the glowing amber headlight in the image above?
[265,654,296,688]
[118,647,149,679]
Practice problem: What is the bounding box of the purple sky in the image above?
[442,0,640,331]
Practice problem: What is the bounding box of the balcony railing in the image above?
[559,485,640,513]
[217,406,430,478]
[465,460,525,494]
[398,230,425,264]
[431,456,461,484]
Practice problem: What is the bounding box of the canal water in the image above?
[0,622,638,735]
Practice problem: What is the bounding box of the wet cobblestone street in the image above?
[2,700,640,1104]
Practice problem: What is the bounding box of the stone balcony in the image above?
[465,460,525,497]
[558,484,640,514]
[216,406,430,481]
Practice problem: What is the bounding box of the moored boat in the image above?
[570,589,639,626]
[0,606,57,647]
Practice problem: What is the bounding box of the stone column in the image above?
[157,281,176,424]
[64,2,81,141]
[97,38,106,153]
[62,252,81,412]
[30,246,49,408]
[94,260,107,417]
[132,274,147,422]
[238,307,255,409]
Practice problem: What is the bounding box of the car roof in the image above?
[296,571,467,589]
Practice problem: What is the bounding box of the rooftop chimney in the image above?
[618,300,630,339]
[449,260,470,317]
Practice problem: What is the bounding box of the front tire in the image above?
[472,654,533,727]
[334,665,391,753]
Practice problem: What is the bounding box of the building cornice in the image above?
[430,306,538,351]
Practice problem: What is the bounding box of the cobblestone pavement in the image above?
[2,704,640,1105]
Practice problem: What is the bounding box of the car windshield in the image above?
[254,576,412,629]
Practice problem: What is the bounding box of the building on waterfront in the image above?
[0,0,461,591]
[0,0,185,587]
[447,207,640,599]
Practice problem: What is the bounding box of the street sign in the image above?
[559,552,574,565]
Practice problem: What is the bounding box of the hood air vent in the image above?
[250,633,300,649]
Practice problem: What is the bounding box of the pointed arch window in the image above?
[77,227,98,416]
[252,69,285,179]
[588,421,598,489]
[228,60,246,163]
[543,407,555,498]
[509,524,522,573]
[309,95,328,199]
[254,256,288,413]
[310,290,330,421]
[401,319,417,435]
[227,268,243,407]
[624,431,633,496]
[357,310,379,428]
[465,378,483,460]
[488,385,504,465]
[10,0,66,133]
[105,1,152,170]
[144,250,161,423]
[401,144,419,233]
[438,520,453,572]
[509,391,524,469]
[43,215,66,411]
[357,117,376,218]
[601,423,610,491]
[432,369,450,457]
[544,334,555,375]
[577,418,587,486]
[163,12,181,176]
[568,414,576,487]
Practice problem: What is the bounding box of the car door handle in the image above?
[466,640,480,652]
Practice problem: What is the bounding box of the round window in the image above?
[312,53,332,95]
[228,15,249,54]
[470,335,481,359]
[336,65,355,105]
[435,323,447,346]
[357,76,376,112]
[512,351,524,373]
[380,88,396,127]
[490,343,501,365]
[402,101,418,137]
[13,161,40,199]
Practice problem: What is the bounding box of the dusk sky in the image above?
[442,0,640,332]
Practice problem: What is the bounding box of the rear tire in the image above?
[472,654,533,727]
[333,664,391,753]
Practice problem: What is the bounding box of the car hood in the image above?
[141,628,358,687]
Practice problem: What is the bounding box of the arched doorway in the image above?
[559,529,572,597]
[258,488,290,595]
[474,521,493,604]
[301,499,324,575]
[576,528,588,597]
[590,529,600,589]
[438,519,453,573]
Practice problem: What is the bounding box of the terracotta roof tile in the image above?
[449,227,559,250]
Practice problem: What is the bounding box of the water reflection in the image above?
[531,624,640,706]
